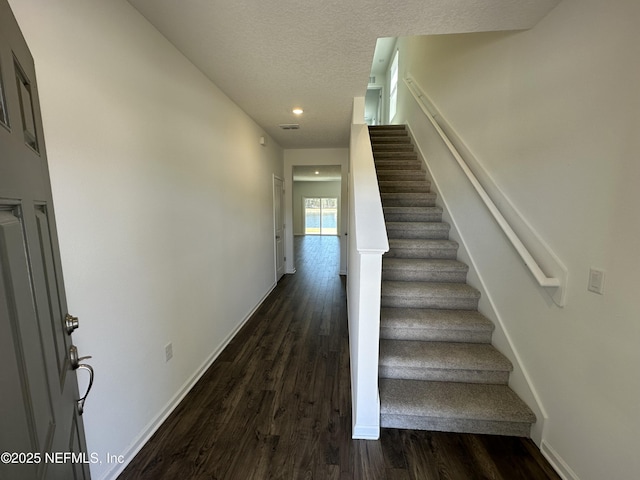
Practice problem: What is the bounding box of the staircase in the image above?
[370,124,536,437]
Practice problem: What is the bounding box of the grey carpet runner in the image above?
[370,124,536,437]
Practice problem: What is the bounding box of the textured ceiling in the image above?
[127,0,560,149]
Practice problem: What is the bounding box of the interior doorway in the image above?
[365,87,383,125]
[286,157,348,276]
[292,165,342,237]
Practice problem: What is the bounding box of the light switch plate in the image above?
[588,268,605,295]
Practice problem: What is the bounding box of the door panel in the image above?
[0,209,55,450]
[0,209,48,480]
[34,206,67,379]
[0,1,91,479]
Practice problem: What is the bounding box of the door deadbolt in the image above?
[65,314,79,335]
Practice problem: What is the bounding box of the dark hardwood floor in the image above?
[118,235,561,480]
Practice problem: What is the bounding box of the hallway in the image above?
[118,235,560,479]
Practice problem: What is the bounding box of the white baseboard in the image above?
[541,441,580,480]
[352,423,380,440]
[98,282,278,480]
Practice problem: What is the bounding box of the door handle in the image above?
[65,314,79,334]
[69,345,92,369]
[75,364,94,415]
[69,345,94,415]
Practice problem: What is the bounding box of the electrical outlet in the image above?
[588,268,605,295]
[165,342,173,362]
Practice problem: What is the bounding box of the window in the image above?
[304,197,338,235]
[388,49,399,122]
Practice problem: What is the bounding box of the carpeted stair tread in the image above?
[386,238,457,258]
[373,144,415,152]
[380,192,437,207]
[379,340,512,383]
[373,151,419,160]
[370,131,409,136]
[380,308,494,343]
[379,379,536,436]
[385,221,450,239]
[379,180,431,191]
[369,125,407,132]
[377,171,425,182]
[370,136,412,144]
[377,169,424,176]
[382,258,468,282]
[375,160,423,170]
[379,185,431,195]
[384,207,442,222]
[381,281,480,309]
[377,166,424,176]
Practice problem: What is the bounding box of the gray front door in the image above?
[0,2,92,479]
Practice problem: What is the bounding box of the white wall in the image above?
[284,149,349,274]
[292,181,342,235]
[8,1,284,479]
[395,0,640,478]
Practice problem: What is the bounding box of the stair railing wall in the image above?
[403,76,568,307]
[347,97,389,440]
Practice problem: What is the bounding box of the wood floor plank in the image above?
[380,429,408,470]
[118,235,561,480]
[354,440,386,480]
[402,431,442,480]
[461,434,504,479]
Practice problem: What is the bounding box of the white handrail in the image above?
[404,77,561,290]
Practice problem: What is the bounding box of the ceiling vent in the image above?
[369,76,376,84]
[279,123,300,130]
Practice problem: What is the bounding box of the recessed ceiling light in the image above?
[292,108,304,115]
[315,171,319,175]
